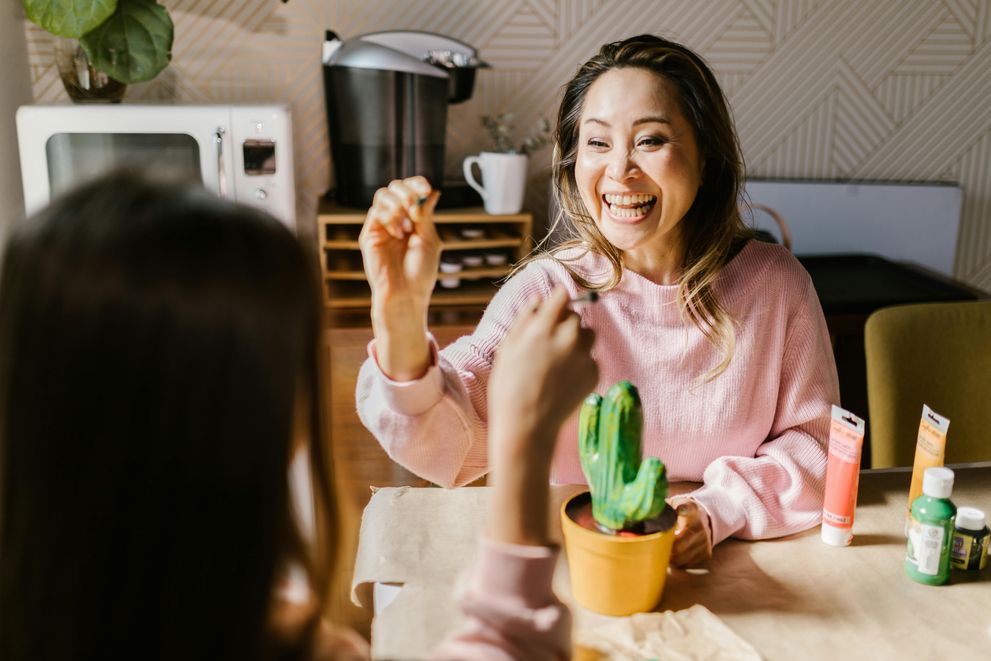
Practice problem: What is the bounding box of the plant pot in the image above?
[560,491,676,616]
[54,37,126,103]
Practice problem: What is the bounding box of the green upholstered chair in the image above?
[865,301,991,468]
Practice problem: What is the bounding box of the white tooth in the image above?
[620,195,630,205]
[633,194,643,204]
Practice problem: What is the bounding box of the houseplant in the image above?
[24,0,174,101]
[481,112,552,156]
[561,380,676,616]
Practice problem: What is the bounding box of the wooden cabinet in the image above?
[318,201,533,314]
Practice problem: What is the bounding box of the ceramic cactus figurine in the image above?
[579,381,668,531]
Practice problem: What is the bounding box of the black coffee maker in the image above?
[322,30,487,208]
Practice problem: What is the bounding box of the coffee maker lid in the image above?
[328,38,448,78]
[360,30,480,60]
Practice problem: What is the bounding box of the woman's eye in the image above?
[586,138,609,148]
[637,136,667,148]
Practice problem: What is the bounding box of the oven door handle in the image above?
[214,127,228,198]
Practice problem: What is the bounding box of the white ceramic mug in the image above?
[462,151,528,215]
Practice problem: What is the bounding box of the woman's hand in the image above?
[358,176,441,381]
[490,287,599,464]
[488,287,599,546]
[670,501,712,568]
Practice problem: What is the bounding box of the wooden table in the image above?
[352,465,991,660]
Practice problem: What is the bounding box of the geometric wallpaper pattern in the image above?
[23,0,991,289]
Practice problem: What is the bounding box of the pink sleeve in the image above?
[431,539,571,661]
[686,278,840,545]
[355,266,561,488]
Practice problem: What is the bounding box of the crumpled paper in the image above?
[574,604,762,660]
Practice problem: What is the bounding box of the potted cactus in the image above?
[560,381,677,616]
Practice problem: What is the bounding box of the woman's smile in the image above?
[602,192,657,221]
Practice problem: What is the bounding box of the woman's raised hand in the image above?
[358,176,441,381]
[489,287,599,456]
[487,287,599,546]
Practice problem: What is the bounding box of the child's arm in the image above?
[432,287,598,661]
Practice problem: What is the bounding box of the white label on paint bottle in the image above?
[911,522,945,575]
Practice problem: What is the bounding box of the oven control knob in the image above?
[254,188,268,200]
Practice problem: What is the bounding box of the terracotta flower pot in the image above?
[560,491,676,616]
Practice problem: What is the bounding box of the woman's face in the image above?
[574,67,703,269]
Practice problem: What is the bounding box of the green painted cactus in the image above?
[579,381,668,531]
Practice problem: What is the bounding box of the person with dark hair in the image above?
[357,34,840,568]
[0,172,595,660]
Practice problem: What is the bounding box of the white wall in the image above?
[1,3,33,245]
[20,1,991,289]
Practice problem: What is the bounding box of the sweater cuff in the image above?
[678,485,743,546]
[475,538,560,609]
[366,334,445,416]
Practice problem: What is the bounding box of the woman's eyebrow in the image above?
[583,115,672,127]
[633,115,672,126]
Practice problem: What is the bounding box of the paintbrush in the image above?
[570,291,599,306]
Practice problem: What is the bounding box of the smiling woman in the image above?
[574,68,703,282]
[355,34,840,571]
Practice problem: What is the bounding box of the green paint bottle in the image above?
[905,467,957,585]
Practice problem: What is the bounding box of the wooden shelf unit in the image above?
[318,201,533,312]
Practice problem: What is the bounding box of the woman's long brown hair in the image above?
[538,34,751,379]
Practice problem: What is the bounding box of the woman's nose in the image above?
[606,148,639,181]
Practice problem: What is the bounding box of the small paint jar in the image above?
[951,507,989,571]
[440,254,463,274]
[462,252,484,268]
[484,251,508,266]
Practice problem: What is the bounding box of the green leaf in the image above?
[23,0,118,38]
[80,0,173,84]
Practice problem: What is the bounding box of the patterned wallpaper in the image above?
[22,0,991,289]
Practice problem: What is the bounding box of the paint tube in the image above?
[905,405,950,533]
[821,405,866,546]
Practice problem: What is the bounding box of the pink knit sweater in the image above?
[356,240,839,546]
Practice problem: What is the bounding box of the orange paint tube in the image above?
[821,405,866,547]
[905,405,950,531]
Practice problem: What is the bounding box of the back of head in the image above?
[0,172,324,661]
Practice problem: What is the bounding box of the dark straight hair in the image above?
[0,172,336,661]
